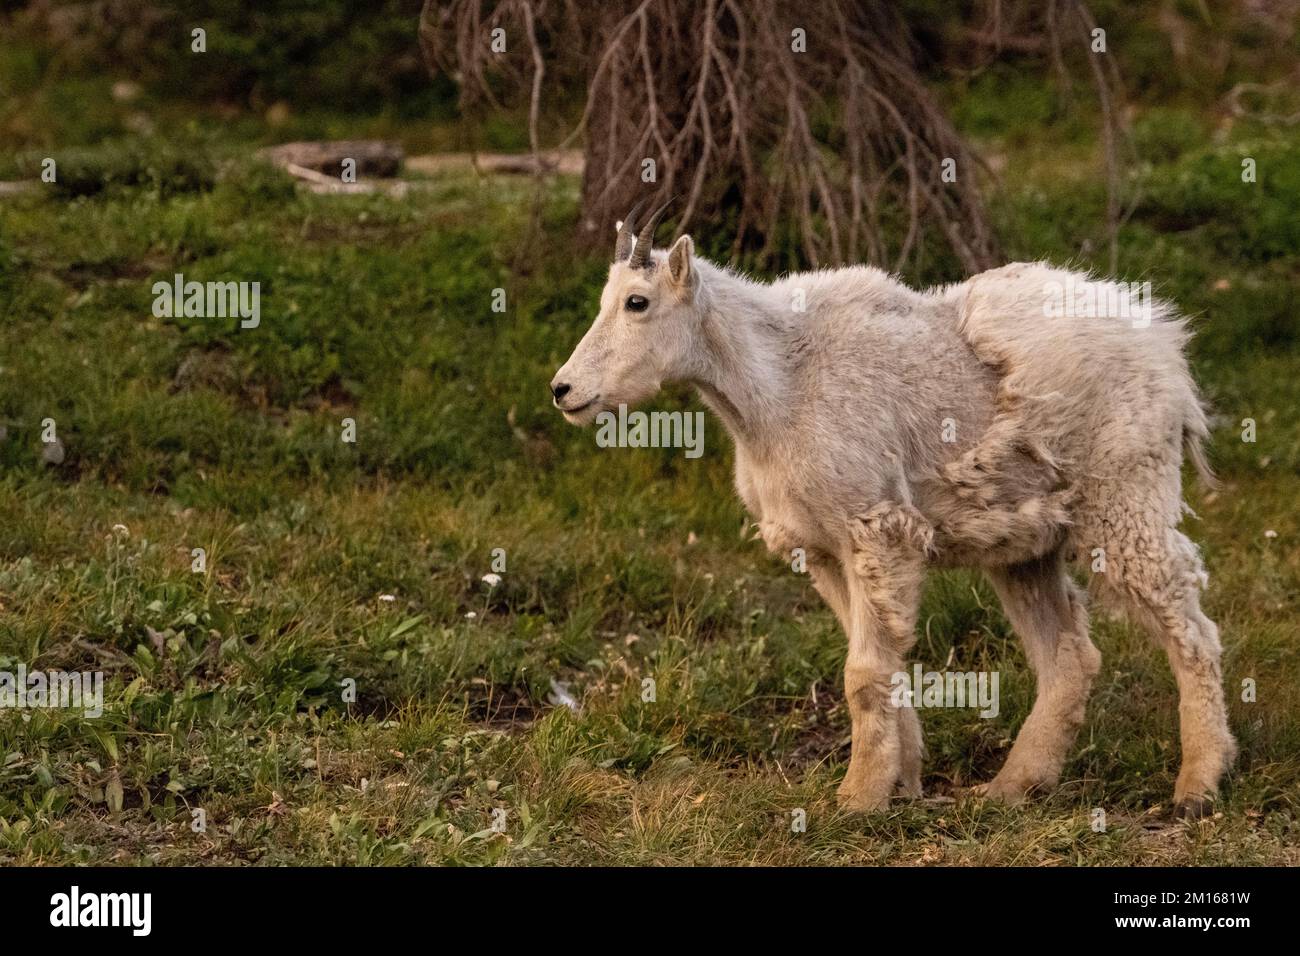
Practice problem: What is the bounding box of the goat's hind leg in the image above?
[1102,527,1235,818]
[979,552,1101,803]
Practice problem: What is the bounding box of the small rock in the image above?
[266,101,292,126]
[41,438,65,466]
[111,80,141,102]
[125,112,154,136]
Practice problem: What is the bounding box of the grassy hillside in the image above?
[1,48,1298,863]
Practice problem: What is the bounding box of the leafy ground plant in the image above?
[1,108,1297,865]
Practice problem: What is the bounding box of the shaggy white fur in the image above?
[553,238,1234,817]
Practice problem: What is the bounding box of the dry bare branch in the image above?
[422,0,1129,275]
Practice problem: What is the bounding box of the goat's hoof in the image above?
[1174,794,1214,821]
[969,776,1042,805]
[836,784,891,814]
[968,782,1014,804]
[896,778,923,799]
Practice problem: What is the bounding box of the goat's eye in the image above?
[625,294,649,313]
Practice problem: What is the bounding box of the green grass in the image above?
[1,114,1298,865]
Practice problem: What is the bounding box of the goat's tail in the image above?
[1183,394,1218,491]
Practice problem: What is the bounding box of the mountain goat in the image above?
[551,200,1235,818]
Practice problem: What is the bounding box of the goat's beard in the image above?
[561,403,603,426]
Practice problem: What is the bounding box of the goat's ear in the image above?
[667,234,694,288]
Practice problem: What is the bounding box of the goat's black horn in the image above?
[613,198,647,262]
[628,197,674,269]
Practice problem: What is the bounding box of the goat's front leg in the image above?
[811,558,923,798]
[835,504,931,811]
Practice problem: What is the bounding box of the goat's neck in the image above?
[687,263,794,450]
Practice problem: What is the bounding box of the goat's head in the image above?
[551,199,699,425]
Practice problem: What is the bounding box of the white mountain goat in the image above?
[551,200,1235,818]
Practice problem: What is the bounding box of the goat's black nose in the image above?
[551,382,571,401]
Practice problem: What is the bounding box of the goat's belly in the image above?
[918,479,1073,569]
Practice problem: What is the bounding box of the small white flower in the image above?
[378,593,396,603]
[481,572,502,588]
[111,524,129,536]
[1264,529,1278,539]
[548,678,580,712]
[465,611,478,619]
